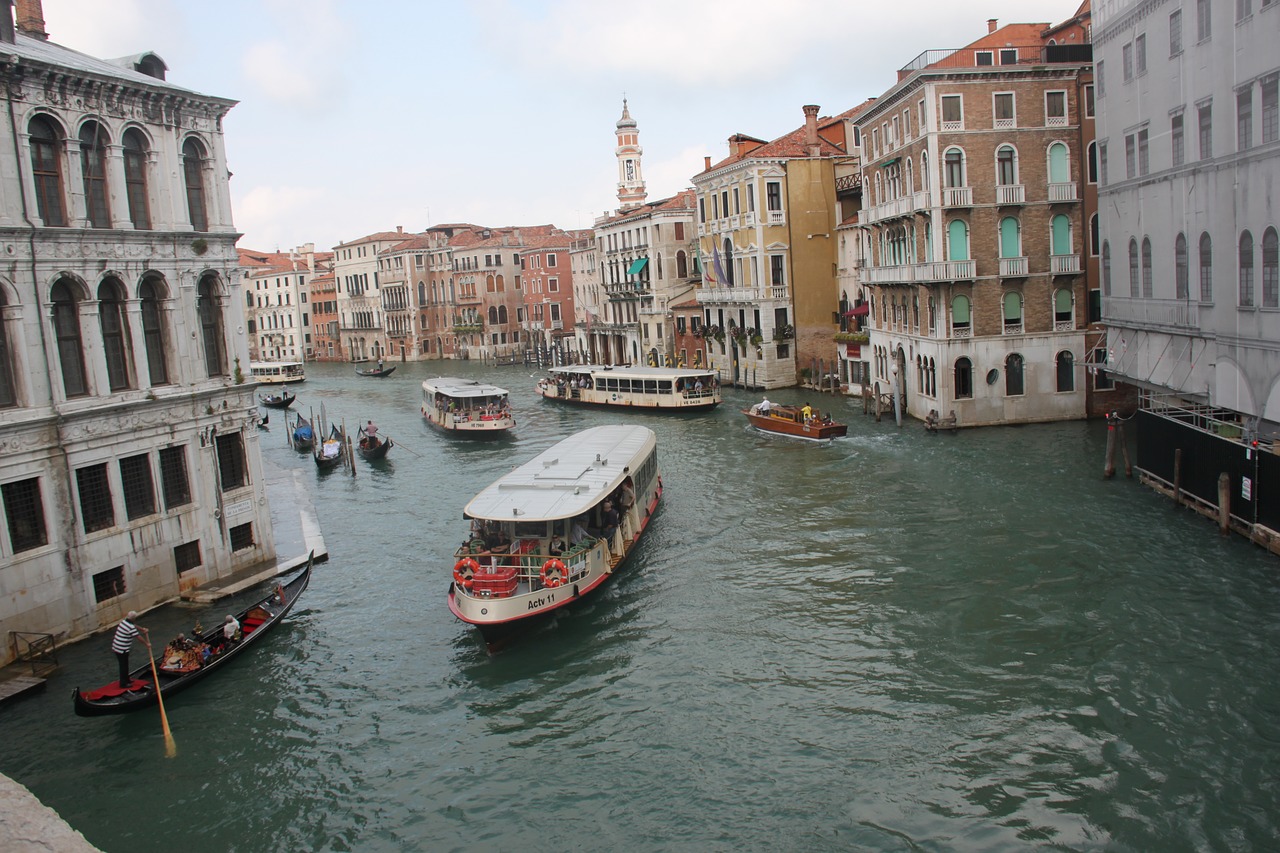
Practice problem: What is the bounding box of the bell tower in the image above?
[615,98,647,211]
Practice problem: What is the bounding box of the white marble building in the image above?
[0,2,274,662]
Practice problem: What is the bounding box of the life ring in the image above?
[453,557,479,588]
[540,558,567,588]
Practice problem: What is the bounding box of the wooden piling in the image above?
[1104,413,1116,479]
[1218,473,1230,534]
[1173,448,1183,507]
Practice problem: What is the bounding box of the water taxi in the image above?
[535,365,720,410]
[448,424,661,651]
[744,400,848,441]
[421,378,515,437]
[250,360,306,385]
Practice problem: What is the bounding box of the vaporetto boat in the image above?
[535,364,721,410]
[448,424,661,650]
[421,377,515,437]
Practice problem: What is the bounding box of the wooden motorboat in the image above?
[259,390,296,409]
[290,414,315,452]
[448,425,661,652]
[355,365,396,378]
[743,403,847,441]
[357,425,393,460]
[72,556,313,716]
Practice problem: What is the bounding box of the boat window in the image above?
[514,521,545,538]
[605,377,619,391]
[643,380,657,394]
[658,380,672,393]
[594,378,605,391]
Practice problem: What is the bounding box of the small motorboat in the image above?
[743,403,847,441]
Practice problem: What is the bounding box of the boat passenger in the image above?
[570,517,591,545]
[223,615,241,643]
[801,402,813,423]
[760,397,772,415]
[548,533,565,557]
[364,419,379,448]
[601,500,620,545]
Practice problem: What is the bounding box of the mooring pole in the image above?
[1104,413,1117,478]
[1173,448,1183,506]
[1218,473,1231,534]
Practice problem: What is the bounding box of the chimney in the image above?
[0,1,14,44]
[704,155,712,172]
[803,104,820,155]
[396,225,403,234]
[988,18,998,34]
[15,0,46,40]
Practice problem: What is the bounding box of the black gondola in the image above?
[290,413,314,452]
[257,411,270,429]
[72,556,313,716]
[314,424,346,471]
[357,424,393,460]
[259,390,296,409]
[355,365,396,378]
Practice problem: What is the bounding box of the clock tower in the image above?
[615,98,647,211]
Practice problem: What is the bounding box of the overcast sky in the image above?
[43,0,1083,253]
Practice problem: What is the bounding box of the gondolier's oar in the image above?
[140,635,177,758]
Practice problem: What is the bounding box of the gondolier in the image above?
[111,612,148,689]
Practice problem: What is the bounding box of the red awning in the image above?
[843,303,869,317]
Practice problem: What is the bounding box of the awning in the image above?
[627,257,649,276]
[843,303,870,317]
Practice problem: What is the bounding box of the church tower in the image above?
[615,99,647,211]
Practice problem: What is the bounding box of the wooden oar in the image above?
[141,635,177,758]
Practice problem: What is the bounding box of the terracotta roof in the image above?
[699,117,846,176]
[334,230,416,249]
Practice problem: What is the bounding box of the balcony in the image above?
[866,264,915,284]
[995,184,1026,205]
[1048,181,1078,202]
[1102,297,1200,330]
[1050,254,1081,274]
[915,260,976,281]
[999,257,1029,277]
[766,210,785,225]
[1003,322,1024,335]
[943,186,972,207]
[698,286,789,304]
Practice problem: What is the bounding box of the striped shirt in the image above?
[111,619,139,654]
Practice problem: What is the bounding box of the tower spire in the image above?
[615,97,646,211]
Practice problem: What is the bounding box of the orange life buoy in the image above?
[453,557,479,588]
[540,558,567,588]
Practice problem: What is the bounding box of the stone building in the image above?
[332,228,408,363]
[856,15,1096,426]
[0,0,274,661]
[239,244,327,362]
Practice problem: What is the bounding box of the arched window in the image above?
[1003,290,1023,331]
[1048,141,1070,183]
[1129,238,1140,297]
[921,151,930,190]
[487,306,498,325]
[139,277,169,386]
[1090,214,1100,256]
[1055,288,1074,325]
[951,294,971,335]
[29,116,67,226]
[1087,141,1098,183]
[1056,351,1075,392]
[98,278,133,391]
[954,357,973,399]
[498,305,508,324]
[1199,233,1213,302]
[1005,353,1025,396]
[722,238,735,285]
[182,138,208,232]
[51,279,87,397]
[676,250,688,278]
[1174,233,1189,299]
[122,129,151,230]
[1140,237,1153,296]
[944,148,965,188]
[996,145,1018,185]
[905,158,914,193]
[486,275,496,293]
[0,289,15,408]
[1239,230,1255,306]
[495,274,504,292]
[1052,215,1072,256]
[948,220,969,261]
[79,121,110,228]
[999,216,1021,258]
[1264,228,1279,308]
[1102,241,1112,296]
[197,276,225,377]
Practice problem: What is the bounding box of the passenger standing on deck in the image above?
[801,402,813,423]
[760,397,772,415]
[111,611,147,689]
[601,500,620,545]
[223,615,241,644]
[365,419,379,447]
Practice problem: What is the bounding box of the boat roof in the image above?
[549,364,715,378]
[464,425,656,522]
[422,377,510,398]
[251,360,304,367]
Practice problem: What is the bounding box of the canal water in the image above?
[3,361,1279,852]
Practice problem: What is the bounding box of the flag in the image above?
[699,246,715,285]
[713,246,729,287]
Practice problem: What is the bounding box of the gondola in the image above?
[355,365,396,378]
[314,424,347,471]
[290,413,314,452]
[73,556,313,717]
[356,424,393,461]
[259,390,296,409]
[257,411,270,429]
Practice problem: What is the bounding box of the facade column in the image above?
[104,143,130,229]
[125,299,151,390]
[63,137,89,228]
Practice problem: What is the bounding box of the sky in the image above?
[42,0,1084,253]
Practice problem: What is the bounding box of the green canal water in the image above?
[3,361,1279,852]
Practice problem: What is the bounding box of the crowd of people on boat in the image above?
[432,393,510,422]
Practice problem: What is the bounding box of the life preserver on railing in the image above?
[540,558,567,588]
[453,557,479,588]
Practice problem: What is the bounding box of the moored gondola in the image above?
[259,390,296,409]
[72,556,313,716]
[314,424,346,471]
[290,413,314,452]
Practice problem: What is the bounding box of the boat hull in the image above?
[259,393,296,410]
[422,408,514,437]
[743,409,847,440]
[536,385,718,411]
[355,366,396,377]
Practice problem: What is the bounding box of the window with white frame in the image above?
[941,94,963,130]
[1046,91,1067,126]
[1170,9,1183,54]
[999,48,1017,65]
[994,93,1015,128]
[975,50,994,66]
